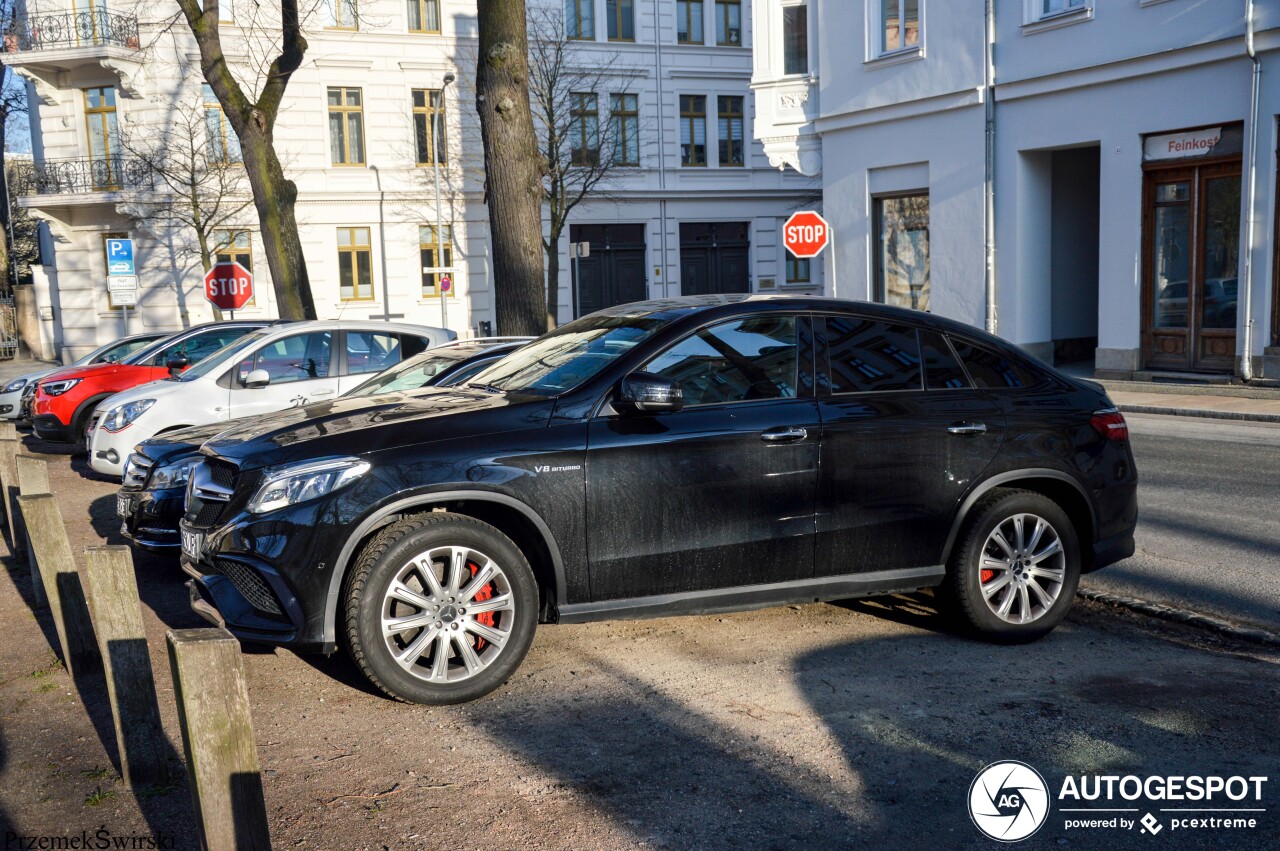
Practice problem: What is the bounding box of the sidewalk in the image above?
[1107,388,1280,424]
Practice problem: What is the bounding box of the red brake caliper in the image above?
[467,562,496,651]
[980,568,995,583]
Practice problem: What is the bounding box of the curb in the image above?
[1077,588,1280,648]
[1118,404,1280,425]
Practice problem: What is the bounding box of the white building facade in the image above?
[752,0,1280,379]
[6,0,819,361]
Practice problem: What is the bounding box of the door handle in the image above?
[761,426,808,443]
[947,422,988,435]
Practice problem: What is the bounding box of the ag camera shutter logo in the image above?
[969,761,1051,842]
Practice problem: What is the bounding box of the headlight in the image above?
[248,457,371,514]
[101,399,156,433]
[150,458,196,490]
[40,379,80,396]
[3,378,26,394]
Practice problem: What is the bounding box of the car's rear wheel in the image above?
[939,488,1080,643]
[343,512,538,704]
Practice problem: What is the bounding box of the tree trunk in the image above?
[476,0,546,337]
[0,116,11,293]
[545,231,561,331]
[240,132,315,320]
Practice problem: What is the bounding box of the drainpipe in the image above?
[983,0,998,335]
[653,0,670,297]
[1240,0,1260,380]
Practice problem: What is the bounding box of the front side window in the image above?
[677,0,704,44]
[715,0,741,45]
[337,227,374,301]
[420,224,454,297]
[643,316,799,407]
[680,95,707,167]
[880,0,920,54]
[718,95,744,167]
[328,87,365,166]
[874,193,930,311]
[823,317,921,394]
[412,89,447,166]
[782,4,808,75]
[566,0,594,39]
[607,0,635,41]
[569,92,600,166]
[610,94,640,166]
[407,0,440,33]
[239,332,333,385]
[324,0,359,30]
[203,84,241,164]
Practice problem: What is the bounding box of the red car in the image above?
[32,321,268,444]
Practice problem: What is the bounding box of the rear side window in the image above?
[346,331,403,376]
[950,338,1037,389]
[823,317,921,394]
[920,330,971,390]
[643,315,799,407]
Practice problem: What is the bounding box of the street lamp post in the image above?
[431,73,455,330]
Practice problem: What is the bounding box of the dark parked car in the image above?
[179,296,1138,705]
[117,339,530,551]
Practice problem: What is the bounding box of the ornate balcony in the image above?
[1,11,146,100]
[11,156,153,197]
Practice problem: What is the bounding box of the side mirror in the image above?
[165,355,190,375]
[618,372,683,414]
[243,369,271,389]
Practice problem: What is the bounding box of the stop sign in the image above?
[204,261,254,311]
[783,211,831,259]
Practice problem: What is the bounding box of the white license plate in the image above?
[181,528,204,560]
[116,493,132,518]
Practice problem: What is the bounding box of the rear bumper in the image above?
[32,414,72,442]
[1087,529,1136,574]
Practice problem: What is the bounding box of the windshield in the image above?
[346,349,472,397]
[175,331,270,382]
[465,315,667,396]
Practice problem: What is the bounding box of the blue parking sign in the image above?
[106,238,134,276]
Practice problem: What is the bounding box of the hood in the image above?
[39,362,158,384]
[101,376,189,410]
[2,368,56,389]
[134,419,232,465]
[204,386,556,472]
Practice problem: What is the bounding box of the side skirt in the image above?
[555,566,946,624]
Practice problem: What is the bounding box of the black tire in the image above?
[342,512,538,704]
[938,488,1080,643]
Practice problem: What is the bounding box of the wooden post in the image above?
[0,436,19,543]
[18,493,100,677]
[15,454,50,608]
[85,546,172,789]
[167,628,271,851]
[0,420,15,441]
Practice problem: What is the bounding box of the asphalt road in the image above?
[1081,413,1280,631]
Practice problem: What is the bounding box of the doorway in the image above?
[1142,162,1241,372]
[569,223,647,318]
[679,222,750,295]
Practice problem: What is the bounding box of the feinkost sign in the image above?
[1143,127,1223,161]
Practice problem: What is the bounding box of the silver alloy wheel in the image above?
[380,544,515,683]
[978,513,1066,625]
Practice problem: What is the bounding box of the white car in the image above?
[0,332,167,421]
[88,320,454,478]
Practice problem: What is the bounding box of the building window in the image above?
[102,232,128,310]
[84,86,120,190]
[420,224,455,297]
[607,0,635,41]
[610,93,639,166]
[566,0,594,39]
[219,0,234,23]
[715,0,741,46]
[717,96,744,167]
[203,84,241,164]
[407,0,440,33]
[412,89,447,166]
[677,1,703,44]
[337,227,374,301]
[878,0,920,55]
[328,87,365,166]
[786,255,810,285]
[214,230,255,306]
[1039,0,1086,18]
[569,92,600,166]
[324,0,359,30]
[874,193,930,311]
[680,95,706,167]
[782,3,808,75]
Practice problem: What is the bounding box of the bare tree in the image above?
[172,0,317,320]
[0,0,29,292]
[476,0,546,336]
[528,5,636,329]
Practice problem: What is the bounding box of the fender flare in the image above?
[73,393,120,434]
[321,490,568,647]
[939,468,1096,565]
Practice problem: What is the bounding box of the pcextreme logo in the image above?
[969,761,1051,842]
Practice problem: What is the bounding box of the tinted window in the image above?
[441,357,500,387]
[150,328,254,367]
[92,337,156,364]
[920,330,971,390]
[346,350,469,396]
[824,317,921,394]
[346,331,404,376]
[238,332,332,385]
[643,316,798,407]
[950,338,1036,389]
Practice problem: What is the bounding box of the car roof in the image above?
[241,319,450,338]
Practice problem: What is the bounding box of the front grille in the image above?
[184,458,238,529]
[213,559,281,615]
[122,453,153,490]
[207,458,238,491]
[194,501,224,527]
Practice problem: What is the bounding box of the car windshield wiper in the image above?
[464,382,504,394]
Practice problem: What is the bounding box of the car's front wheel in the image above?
[343,512,538,704]
[939,488,1081,643]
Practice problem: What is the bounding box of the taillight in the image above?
[1091,408,1129,442]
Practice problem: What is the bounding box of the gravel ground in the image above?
[0,433,1276,850]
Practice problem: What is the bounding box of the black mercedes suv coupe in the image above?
[179,296,1137,704]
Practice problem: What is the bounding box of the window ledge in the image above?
[1021,7,1093,35]
[1139,0,1177,6]
[864,46,925,71]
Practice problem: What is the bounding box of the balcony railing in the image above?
[11,156,153,196]
[2,10,140,53]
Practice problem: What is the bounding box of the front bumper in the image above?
[89,424,130,477]
[31,414,72,442]
[119,486,185,551]
[0,390,22,419]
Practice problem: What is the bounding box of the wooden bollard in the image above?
[167,629,271,851]
[15,455,49,606]
[85,546,171,788]
[0,436,19,543]
[18,494,100,677]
